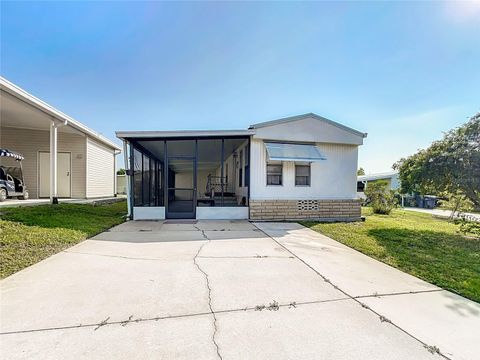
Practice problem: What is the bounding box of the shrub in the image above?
[364,180,396,215]
[454,215,480,238]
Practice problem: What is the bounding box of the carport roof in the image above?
[0,77,121,151]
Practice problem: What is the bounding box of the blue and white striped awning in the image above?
[0,148,24,161]
[265,142,326,162]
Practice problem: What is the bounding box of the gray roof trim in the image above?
[249,113,367,138]
[116,129,255,139]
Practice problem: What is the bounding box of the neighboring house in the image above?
[117,113,367,221]
[357,171,401,203]
[357,171,440,208]
[0,77,121,202]
[357,171,400,198]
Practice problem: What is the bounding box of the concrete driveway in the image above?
[1,220,478,359]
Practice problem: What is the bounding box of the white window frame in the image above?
[266,161,283,186]
[295,162,311,187]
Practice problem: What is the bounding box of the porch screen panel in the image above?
[150,160,156,206]
[133,149,143,206]
[158,160,164,206]
[132,145,164,207]
[197,139,222,205]
[143,155,150,205]
[244,145,249,187]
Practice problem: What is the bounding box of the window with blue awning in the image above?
[264,142,326,162]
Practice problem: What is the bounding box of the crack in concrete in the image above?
[192,229,223,360]
[0,290,448,336]
[63,251,165,261]
[354,289,443,299]
[0,297,351,336]
[197,255,294,259]
[251,223,451,360]
[2,223,450,358]
[94,317,110,331]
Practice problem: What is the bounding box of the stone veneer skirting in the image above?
[249,199,362,221]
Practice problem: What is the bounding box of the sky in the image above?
[1,1,479,172]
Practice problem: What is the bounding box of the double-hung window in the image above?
[266,162,283,185]
[295,163,311,186]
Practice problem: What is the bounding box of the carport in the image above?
[0,77,121,203]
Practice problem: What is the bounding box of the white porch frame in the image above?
[49,119,68,204]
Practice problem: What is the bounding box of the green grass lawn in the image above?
[0,201,127,279]
[301,208,480,303]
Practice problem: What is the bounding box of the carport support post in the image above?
[49,121,58,204]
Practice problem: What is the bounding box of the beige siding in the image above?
[86,138,115,198]
[0,127,86,198]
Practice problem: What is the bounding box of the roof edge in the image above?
[116,129,255,139]
[358,171,398,181]
[0,77,121,151]
[249,113,367,138]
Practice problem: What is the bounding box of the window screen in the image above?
[267,163,283,185]
[143,155,150,205]
[133,149,143,206]
[295,164,310,186]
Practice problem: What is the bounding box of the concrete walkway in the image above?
[404,207,480,222]
[1,221,478,359]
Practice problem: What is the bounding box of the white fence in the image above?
[116,174,127,195]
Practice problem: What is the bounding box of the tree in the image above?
[357,167,365,176]
[393,113,480,210]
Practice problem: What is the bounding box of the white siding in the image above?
[253,116,364,145]
[250,138,358,200]
[133,207,165,220]
[196,207,249,219]
[390,174,401,190]
[0,127,86,198]
[86,138,115,198]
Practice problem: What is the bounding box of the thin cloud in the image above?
[443,1,480,23]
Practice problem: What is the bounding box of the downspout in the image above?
[49,118,68,204]
[122,139,132,219]
[113,150,121,197]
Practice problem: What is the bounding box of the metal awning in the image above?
[0,148,24,160]
[265,142,326,162]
